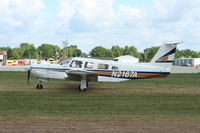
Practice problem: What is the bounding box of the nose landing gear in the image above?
[36,83,43,89]
[36,81,43,89]
[36,79,48,89]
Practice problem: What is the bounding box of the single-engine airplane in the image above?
[25,42,180,91]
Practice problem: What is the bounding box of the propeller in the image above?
[25,65,31,85]
[27,52,31,85]
[27,69,31,84]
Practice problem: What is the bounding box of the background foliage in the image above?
[0,43,200,61]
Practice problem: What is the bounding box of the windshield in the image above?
[60,58,72,65]
[70,60,83,68]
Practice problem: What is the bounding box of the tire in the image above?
[78,85,86,91]
[36,84,43,89]
[78,85,81,91]
[40,84,43,89]
[36,84,40,89]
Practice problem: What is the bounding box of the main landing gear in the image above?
[79,75,88,91]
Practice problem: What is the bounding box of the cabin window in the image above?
[85,62,94,69]
[70,60,82,68]
[112,66,118,70]
[97,64,109,69]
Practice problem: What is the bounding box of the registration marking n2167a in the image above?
[111,71,137,78]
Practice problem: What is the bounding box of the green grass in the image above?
[0,72,200,121]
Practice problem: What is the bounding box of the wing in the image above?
[66,68,98,81]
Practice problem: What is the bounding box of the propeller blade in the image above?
[27,70,30,84]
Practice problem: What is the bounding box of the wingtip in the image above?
[176,41,184,45]
[164,41,183,46]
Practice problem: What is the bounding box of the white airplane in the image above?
[26,42,180,91]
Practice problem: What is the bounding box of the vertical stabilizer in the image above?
[150,42,181,67]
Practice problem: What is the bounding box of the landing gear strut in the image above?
[79,75,88,91]
[36,81,43,89]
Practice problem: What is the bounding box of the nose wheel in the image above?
[36,81,43,89]
[36,84,43,89]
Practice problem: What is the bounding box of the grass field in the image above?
[0,71,200,122]
[0,72,200,132]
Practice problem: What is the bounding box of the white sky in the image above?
[0,0,200,53]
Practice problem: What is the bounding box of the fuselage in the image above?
[30,57,170,82]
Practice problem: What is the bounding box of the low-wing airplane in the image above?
[26,42,180,91]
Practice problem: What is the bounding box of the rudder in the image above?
[150,42,181,67]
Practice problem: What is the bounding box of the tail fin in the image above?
[150,42,181,67]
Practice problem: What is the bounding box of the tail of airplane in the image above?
[150,42,181,67]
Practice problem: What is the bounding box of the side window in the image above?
[85,62,94,69]
[112,66,118,70]
[70,60,82,68]
[97,64,109,69]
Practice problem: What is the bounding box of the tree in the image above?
[11,48,20,59]
[183,49,200,58]
[175,49,182,58]
[61,45,82,57]
[38,44,61,59]
[0,47,12,59]
[74,49,82,57]
[105,49,114,57]
[111,45,124,57]
[90,46,114,57]
[175,49,200,58]
[68,45,80,57]
[123,46,139,57]
[138,52,145,62]
[144,46,159,62]
[19,43,38,59]
[81,52,88,57]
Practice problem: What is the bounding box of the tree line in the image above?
[0,42,200,62]
[0,43,84,60]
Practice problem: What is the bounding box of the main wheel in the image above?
[78,85,87,91]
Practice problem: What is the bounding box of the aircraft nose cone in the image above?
[25,65,31,71]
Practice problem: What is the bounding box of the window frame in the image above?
[112,66,118,70]
[69,60,83,68]
[97,63,109,69]
[84,62,94,69]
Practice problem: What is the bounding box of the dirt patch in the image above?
[0,120,199,133]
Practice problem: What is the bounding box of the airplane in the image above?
[25,42,180,91]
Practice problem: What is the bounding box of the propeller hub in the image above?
[25,65,31,71]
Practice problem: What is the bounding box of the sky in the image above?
[0,0,200,53]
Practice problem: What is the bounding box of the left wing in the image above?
[66,68,98,81]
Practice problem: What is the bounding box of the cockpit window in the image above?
[60,58,72,65]
[97,64,109,69]
[70,60,83,68]
[112,66,118,70]
[85,62,94,69]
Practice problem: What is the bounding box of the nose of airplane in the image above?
[25,65,32,84]
[25,65,31,71]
